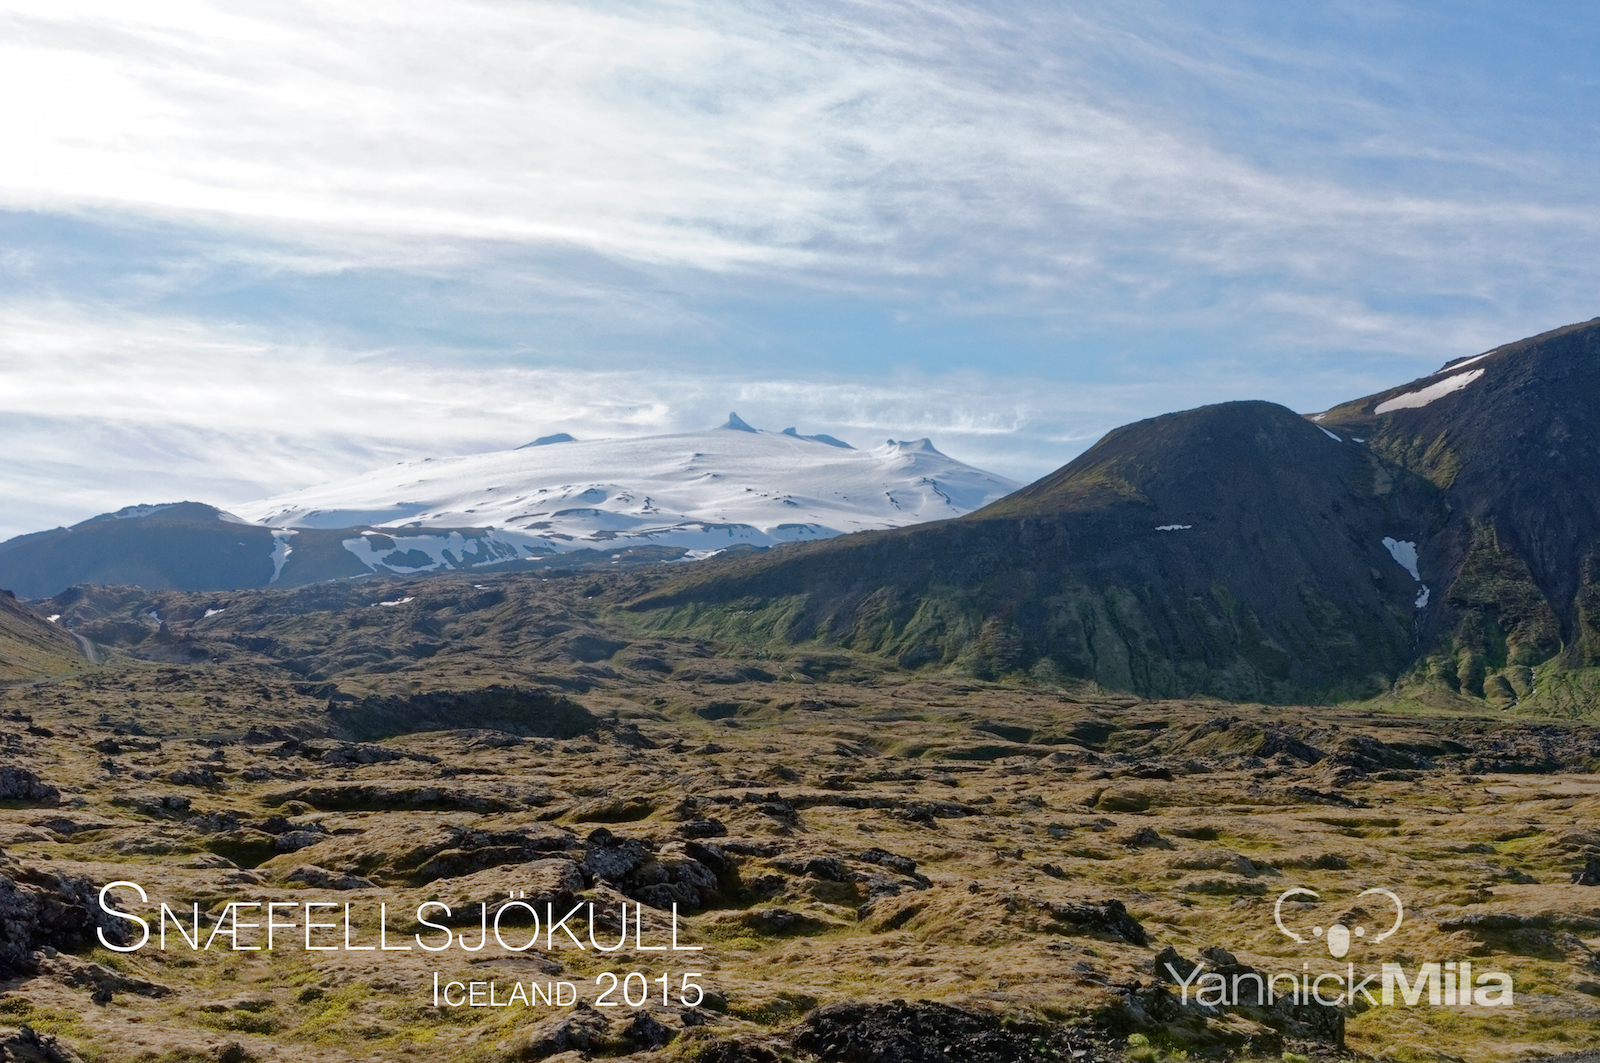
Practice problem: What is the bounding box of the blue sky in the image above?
[2,0,1598,539]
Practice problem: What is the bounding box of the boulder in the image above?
[0,853,132,976]
[581,829,731,911]
[0,1024,86,1063]
[1032,898,1148,945]
[0,768,58,806]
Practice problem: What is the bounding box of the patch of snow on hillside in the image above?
[1385,537,1435,608]
[667,549,726,563]
[374,597,415,607]
[1381,537,1421,581]
[46,614,59,623]
[342,529,533,574]
[1437,349,1493,374]
[1373,369,1485,415]
[112,504,175,520]
[1156,524,1193,532]
[203,608,224,618]
[1319,427,1341,441]
[269,529,298,583]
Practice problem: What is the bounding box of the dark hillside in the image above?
[634,401,1445,701]
[1319,317,1600,703]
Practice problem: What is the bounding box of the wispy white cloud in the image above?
[3,0,1595,307]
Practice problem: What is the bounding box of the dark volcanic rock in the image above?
[857,847,919,877]
[285,865,375,890]
[739,907,823,936]
[38,952,171,1001]
[676,817,728,839]
[0,768,59,805]
[0,1023,87,1063]
[791,1000,1089,1063]
[581,833,653,883]
[329,685,596,742]
[516,1003,612,1060]
[580,829,733,911]
[681,1041,785,1063]
[1140,947,1345,1048]
[264,782,547,814]
[0,852,132,975]
[619,1010,677,1050]
[403,825,578,884]
[1033,898,1148,945]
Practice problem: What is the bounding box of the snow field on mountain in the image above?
[1373,368,1485,414]
[235,421,1020,554]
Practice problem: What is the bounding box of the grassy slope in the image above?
[0,591,82,681]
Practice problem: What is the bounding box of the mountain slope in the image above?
[234,415,1018,552]
[0,503,363,599]
[0,588,82,680]
[635,319,1600,706]
[0,503,596,599]
[1316,316,1600,706]
[633,401,1446,701]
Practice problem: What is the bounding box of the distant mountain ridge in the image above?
[0,418,1018,599]
[634,318,1600,708]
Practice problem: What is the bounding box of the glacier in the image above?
[234,415,1020,561]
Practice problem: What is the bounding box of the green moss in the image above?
[0,996,101,1059]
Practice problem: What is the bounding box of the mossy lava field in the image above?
[4,570,1600,1063]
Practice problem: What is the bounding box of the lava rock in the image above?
[619,1010,677,1050]
[857,848,919,877]
[677,818,728,839]
[0,1023,87,1063]
[0,768,59,806]
[284,865,375,890]
[516,1002,612,1060]
[1032,898,1148,946]
[791,999,1089,1063]
[0,855,133,976]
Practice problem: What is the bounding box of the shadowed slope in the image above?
[633,401,1444,701]
[1318,316,1600,705]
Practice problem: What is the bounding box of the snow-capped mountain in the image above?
[0,417,1020,597]
[234,414,1020,556]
